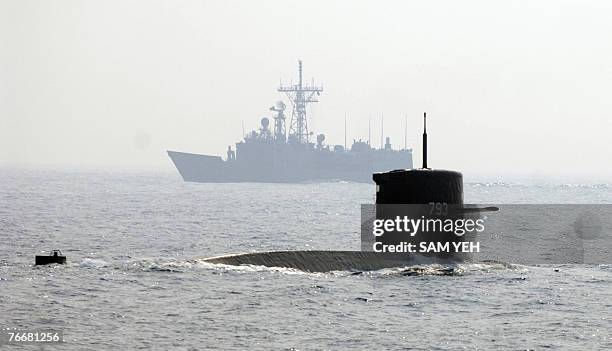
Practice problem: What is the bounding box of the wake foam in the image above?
[79,258,109,268]
[73,254,526,277]
[202,250,518,274]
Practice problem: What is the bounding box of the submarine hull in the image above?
[204,250,460,273]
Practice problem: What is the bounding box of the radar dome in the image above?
[316,134,325,144]
[275,101,286,111]
[261,117,270,129]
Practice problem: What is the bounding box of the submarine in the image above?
[205,113,492,272]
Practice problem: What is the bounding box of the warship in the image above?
[167,61,413,183]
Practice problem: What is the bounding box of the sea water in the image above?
[1,169,611,350]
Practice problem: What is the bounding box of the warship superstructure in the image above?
[167,61,413,183]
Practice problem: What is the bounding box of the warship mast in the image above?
[278,60,323,144]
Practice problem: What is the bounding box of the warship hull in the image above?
[167,149,412,183]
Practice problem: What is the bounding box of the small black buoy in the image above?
[35,250,66,265]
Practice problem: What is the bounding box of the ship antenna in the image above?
[422,112,428,169]
[299,60,303,89]
[404,113,407,150]
[368,114,371,146]
[380,113,384,150]
[344,113,347,150]
[278,60,323,144]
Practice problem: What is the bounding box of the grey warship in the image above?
[167,61,413,183]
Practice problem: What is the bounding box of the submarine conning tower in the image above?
[373,112,463,205]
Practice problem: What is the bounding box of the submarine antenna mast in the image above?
[422,112,428,169]
[278,60,323,144]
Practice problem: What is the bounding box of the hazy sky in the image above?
[2,0,611,179]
